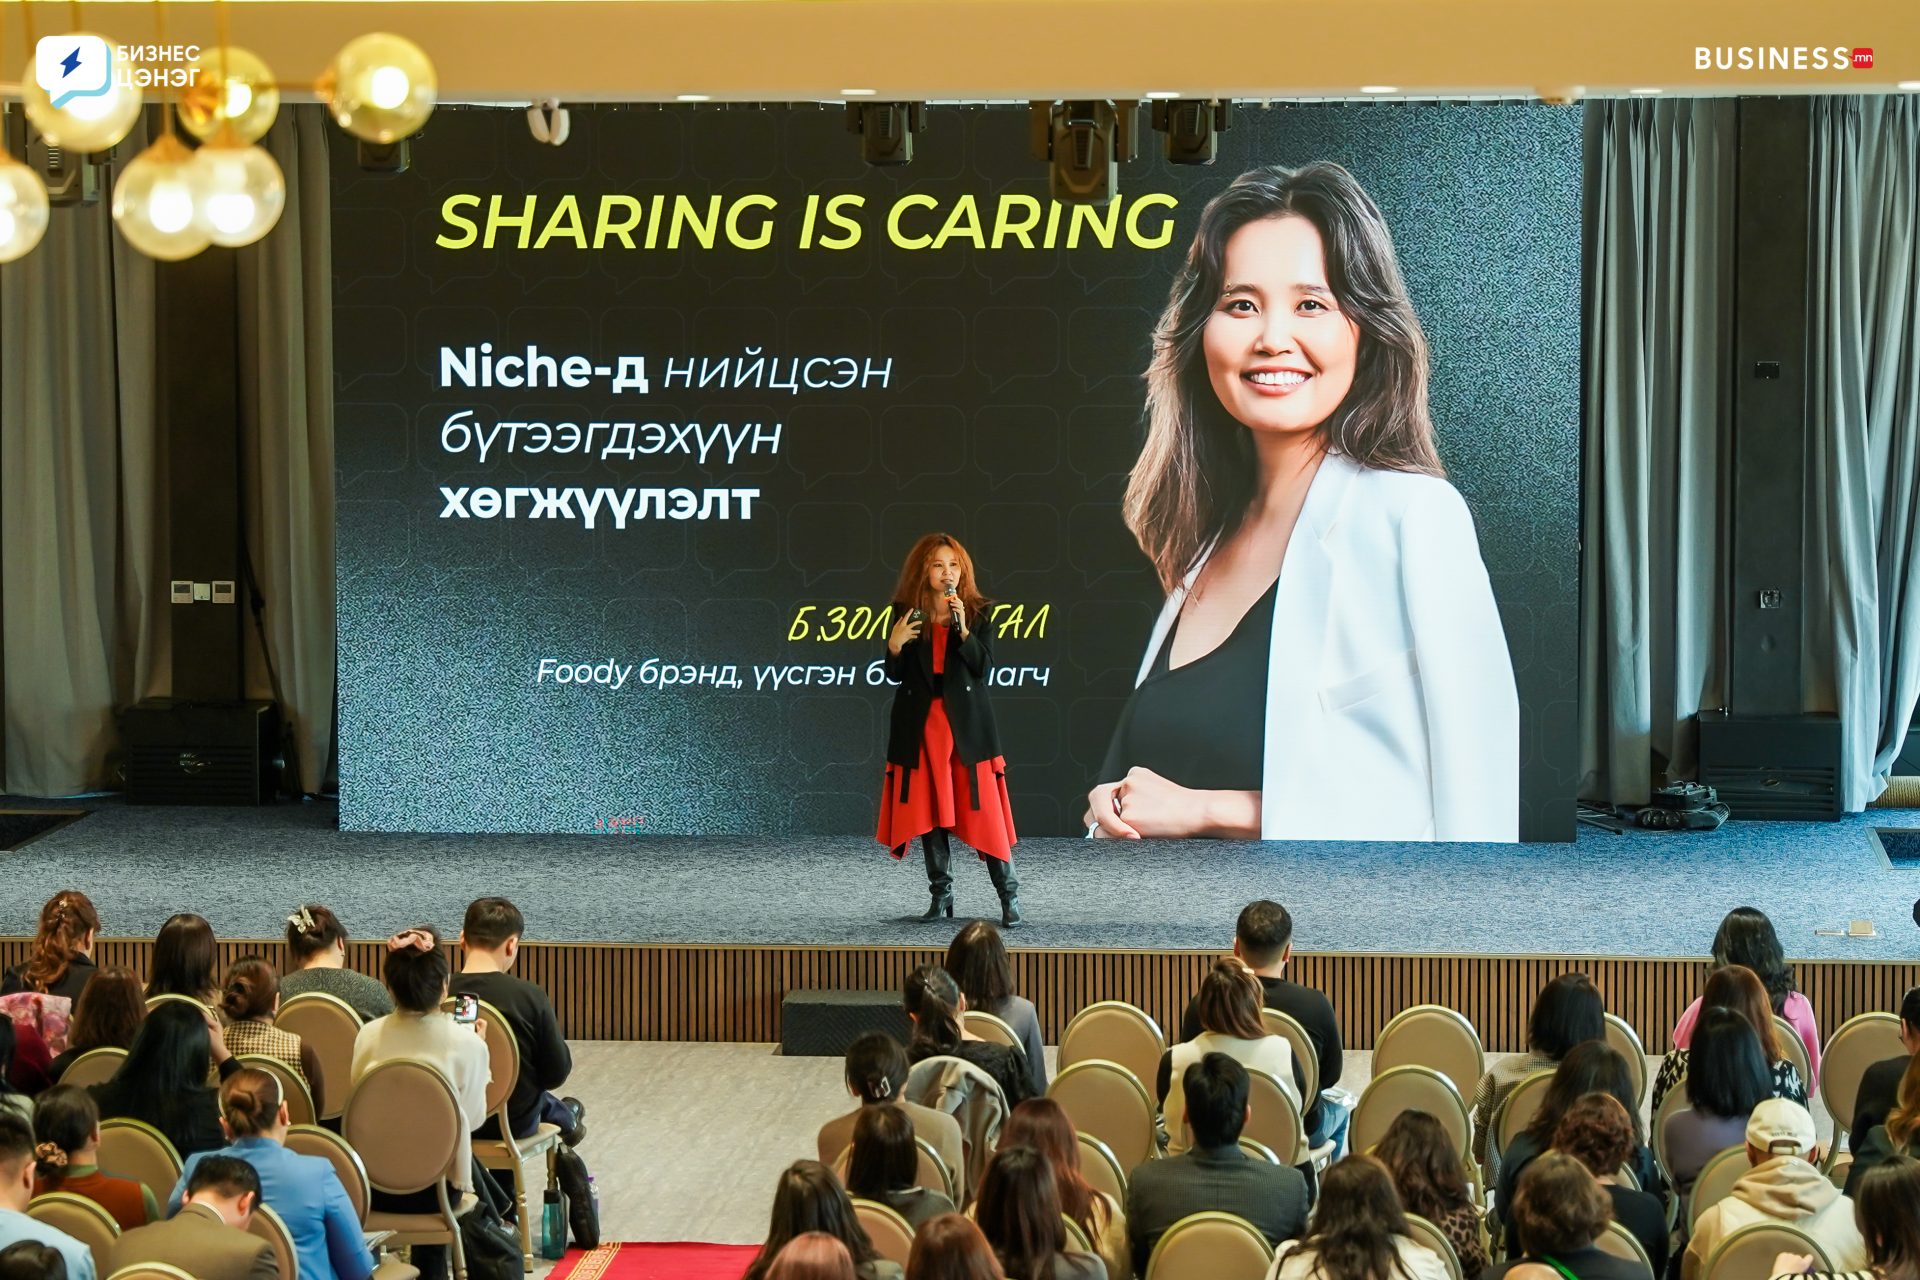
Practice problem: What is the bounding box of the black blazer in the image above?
[1852,1053,1909,1145]
[882,603,1003,768]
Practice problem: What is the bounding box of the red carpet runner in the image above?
[549,1243,759,1280]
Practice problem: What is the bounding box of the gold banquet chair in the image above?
[460,997,565,1274]
[851,1198,915,1270]
[1144,1211,1273,1280]
[1242,1066,1307,1166]
[28,1192,119,1277]
[1349,1066,1473,1165]
[1059,1002,1166,1100]
[1688,1145,1750,1231]
[106,1267,197,1280]
[287,1124,372,1223]
[1773,1015,1813,1091]
[277,992,364,1122]
[1702,1220,1831,1280]
[344,1059,471,1280]
[962,1009,1024,1054]
[58,1047,127,1088]
[831,1136,957,1204]
[1603,1013,1650,1108]
[1491,1069,1558,1159]
[1372,1006,1485,1106]
[1402,1213,1467,1280]
[247,1203,299,1280]
[1049,1059,1158,1174]
[237,1053,318,1128]
[97,1118,184,1211]
[1594,1221,1655,1277]
[1077,1131,1128,1204]
[1820,1012,1904,1164]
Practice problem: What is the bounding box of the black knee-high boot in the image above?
[985,854,1022,928]
[919,829,954,921]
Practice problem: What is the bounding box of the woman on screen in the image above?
[876,533,1021,926]
[1087,161,1517,843]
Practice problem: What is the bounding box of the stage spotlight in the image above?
[1150,99,1231,165]
[1028,100,1138,205]
[845,101,924,165]
[357,138,411,173]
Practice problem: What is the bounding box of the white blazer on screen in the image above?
[1131,451,1519,842]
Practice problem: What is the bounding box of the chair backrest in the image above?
[1494,1069,1558,1156]
[1144,1211,1275,1280]
[1702,1219,1832,1280]
[247,1202,298,1280]
[105,1266,197,1280]
[962,1010,1025,1057]
[1243,1066,1306,1166]
[275,992,362,1121]
[1260,1008,1319,1103]
[851,1198,915,1270]
[343,1058,462,1195]
[1350,1065,1473,1162]
[1688,1144,1752,1230]
[143,993,209,1015]
[1059,1001,1166,1095]
[28,1191,119,1276]
[914,1137,956,1202]
[450,996,522,1124]
[1402,1214,1466,1280]
[1076,1131,1127,1204]
[97,1118,184,1209]
[286,1123,371,1224]
[1372,1006,1485,1104]
[1062,1214,1093,1253]
[1820,1012,1904,1144]
[1049,1059,1157,1173]
[1603,1013,1650,1106]
[236,1053,318,1128]
[1236,1138,1281,1165]
[1594,1220,1655,1276]
[1773,1015,1812,1088]
[59,1046,128,1088]
[1652,1076,1691,1183]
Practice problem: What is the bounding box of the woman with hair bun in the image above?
[218,956,323,1099]
[279,904,392,1022]
[31,1084,156,1229]
[3,891,100,1000]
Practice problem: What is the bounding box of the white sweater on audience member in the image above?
[1269,1236,1450,1280]
[1164,1032,1295,1157]
[351,1010,492,1190]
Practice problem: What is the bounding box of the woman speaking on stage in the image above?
[1089,160,1518,843]
[876,533,1021,926]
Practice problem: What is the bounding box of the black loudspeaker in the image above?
[780,989,914,1057]
[120,699,279,805]
[1697,711,1841,821]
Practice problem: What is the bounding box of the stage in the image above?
[2,797,1916,1050]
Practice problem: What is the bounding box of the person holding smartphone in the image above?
[875,533,1021,927]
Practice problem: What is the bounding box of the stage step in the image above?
[780,989,912,1057]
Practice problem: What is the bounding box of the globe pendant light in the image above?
[0,156,52,263]
[112,133,209,260]
[319,32,437,143]
[20,34,143,152]
[178,45,279,144]
[190,135,284,247]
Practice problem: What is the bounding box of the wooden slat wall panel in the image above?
[4,939,1911,1053]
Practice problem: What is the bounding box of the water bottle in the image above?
[587,1174,600,1228]
[540,1188,566,1260]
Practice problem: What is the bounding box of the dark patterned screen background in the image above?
[334,103,1583,839]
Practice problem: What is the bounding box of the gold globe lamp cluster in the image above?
[4,21,435,263]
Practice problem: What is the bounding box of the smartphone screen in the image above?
[454,994,479,1024]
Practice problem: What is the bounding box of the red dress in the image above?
[875,623,1017,862]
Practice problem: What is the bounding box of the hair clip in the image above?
[873,1078,893,1100]
[33,1143,67,1167]
[287,907,317,934]
[387,927,435,953]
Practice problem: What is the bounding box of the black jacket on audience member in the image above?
[449,970,573,1136]
[1178,974,1342,1130]
[1852,1054,1909,1145]
[1125,1143,1308,1277]
[1,954,97,1002]
[89,1058,240,1159]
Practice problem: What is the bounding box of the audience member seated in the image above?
[1125,1053,1308,1276]
[448,897,585,1144]
[109,1155,274,1280]
[842,1104,955,1230]
[1684,1098,1865,1280]
[1653,965,1807,1112]
[350,928,489,1280]
[945,922,1046,1098]
[1672,907,1820,1088]
[2,893,99,1002]
[818,1034,967,1204]
[1374,1109,1490,1277]
[31,1085,156,1229]
[1496,1042,1663,1249]
[219,958,324,1098]
[1001,1100,1128,1280]
[47,969,143,1084]
[741,1160,902,1280]
[770,1232,859,1280]
[88,1000,238,1158]
[906,1214,1006,1280]
[974,1146,1106,1280]
[1483,1152,1647,1280]
[279,906,394,1023]
[1551,1094,1667,1278]
[0,1239,67,1280]
[1770,1155,1920,1280]
[146,914,221,1008]
[1850,987,1919,1153]
[904,967,1033,1109]
[1179,901,1346,1155]
[1664,1006,1775,1194]
[1471,973,1605,1174]
[1270,1153,1450,1280]
[171,1068,377,1280]
[0,1113,94,1280]
[1157,959,1294,1157]
[1846,1053,1920,1197]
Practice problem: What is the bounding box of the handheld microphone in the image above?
[944,583,962,626]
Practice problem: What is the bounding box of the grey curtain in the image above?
[238,106,336,796]
[1805,96,1920,809]
[0,114,167,796]
[1579,99,1737,806]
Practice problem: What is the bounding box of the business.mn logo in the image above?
[1694,45,1878,71]
[34,35,113,109]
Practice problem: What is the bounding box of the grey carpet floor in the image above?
[2,797,1917,958]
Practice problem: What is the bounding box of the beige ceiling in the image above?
[27,0,1920,102]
